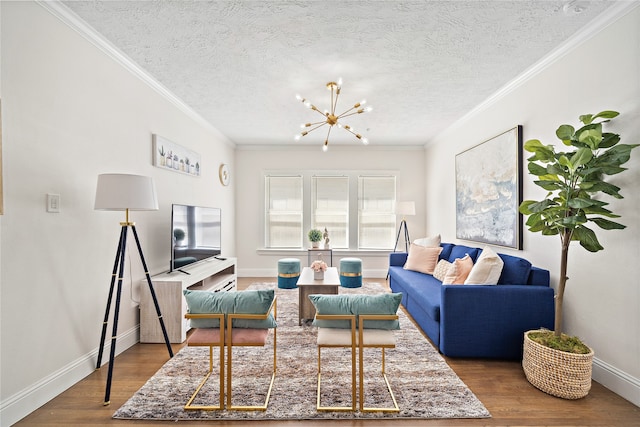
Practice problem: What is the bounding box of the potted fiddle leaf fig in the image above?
[519,110,638,399]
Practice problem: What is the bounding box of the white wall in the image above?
[235,146,426,277]
[0,2,235,424]
[424,6,640,406]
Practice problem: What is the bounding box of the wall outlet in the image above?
[47,194,60,213]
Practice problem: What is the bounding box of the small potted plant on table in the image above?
[308,228,322,248]
[519,110,638,399]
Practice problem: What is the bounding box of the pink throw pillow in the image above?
[443,255,474,285]
[403,244,443,275]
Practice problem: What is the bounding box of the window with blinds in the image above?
[358,176,396,249]
[311,176,349,249]
[265,175,303,248]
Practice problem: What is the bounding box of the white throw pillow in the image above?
[413,234,441,247]
[464,246,504,285]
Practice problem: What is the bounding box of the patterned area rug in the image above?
[113,282,490,420]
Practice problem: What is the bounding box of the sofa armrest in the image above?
[439,285,554,359]
[389,252,408,267]
[527,266,551,286]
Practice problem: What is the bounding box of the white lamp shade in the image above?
[395,201,415,216]
[94,173,159,211]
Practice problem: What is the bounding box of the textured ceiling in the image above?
[60,0,616,148]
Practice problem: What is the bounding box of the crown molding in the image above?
[235,144,424,152]
[36,0,236,148]
[426,1,640,146]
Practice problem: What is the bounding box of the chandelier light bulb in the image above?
[361,137,369,145]
[294,134,301,141]
[365,106,373,112]
[296,94,302,101]
[323,141,329,152]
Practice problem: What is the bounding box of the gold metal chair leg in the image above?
[316,345,357,411]
[359,347,399,413]
[184,345,224,411]
[227,328,277,411]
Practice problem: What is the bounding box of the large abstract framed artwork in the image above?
[455,126,523,249]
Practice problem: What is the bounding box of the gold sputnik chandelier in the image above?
[295,78,372,151]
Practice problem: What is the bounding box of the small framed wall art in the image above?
[455,126,523,249]
[152,134,201,176]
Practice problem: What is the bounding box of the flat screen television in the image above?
[170,204,221,272]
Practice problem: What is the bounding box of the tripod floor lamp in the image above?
[393,201,415,253]
[94,173,173,405]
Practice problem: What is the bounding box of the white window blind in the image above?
[265,175,303,248]
[311,176,349,249]
[358,176,396,249]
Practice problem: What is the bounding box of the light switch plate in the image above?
[47,194,60,213]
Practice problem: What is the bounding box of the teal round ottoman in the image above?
[278,258,301,289]
[339,258,362,288]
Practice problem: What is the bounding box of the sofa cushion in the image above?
[404,244,442,275]
[309,293,402,330]
[389,267,443,321]
[447,245,481,263]
[498,253,533,285]
[433,259,452,282]
[465,246,504,285]
[439,243,455,261]
[443,254,474,284]
[183,289,277,329]
[413,234,441,247]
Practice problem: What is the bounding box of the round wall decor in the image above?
[218,163,230,186]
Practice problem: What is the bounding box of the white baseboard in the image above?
[592,356,640,407]
[0,326,139,427]
[238,268,389,279]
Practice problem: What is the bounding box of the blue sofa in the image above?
[388,243,555,360]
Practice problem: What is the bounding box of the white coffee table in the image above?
[297,267,340,325]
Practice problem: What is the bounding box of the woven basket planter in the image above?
[522,330,594,399]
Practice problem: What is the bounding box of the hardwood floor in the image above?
[15,277,639,426]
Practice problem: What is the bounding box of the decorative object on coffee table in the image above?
[519,110,638,399]
[311,256,328,280]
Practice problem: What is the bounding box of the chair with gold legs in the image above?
[226,299,277,410]
[183,313,225,411]
[309,293,402,412]
[315,314,358,411]
[358,314,399,413]
[310,293,402,413]
[182,289,278,411]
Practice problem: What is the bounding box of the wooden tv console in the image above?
[139,257,237,343]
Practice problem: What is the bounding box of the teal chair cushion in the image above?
[183,289,277,329]
[309,293,402,330]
